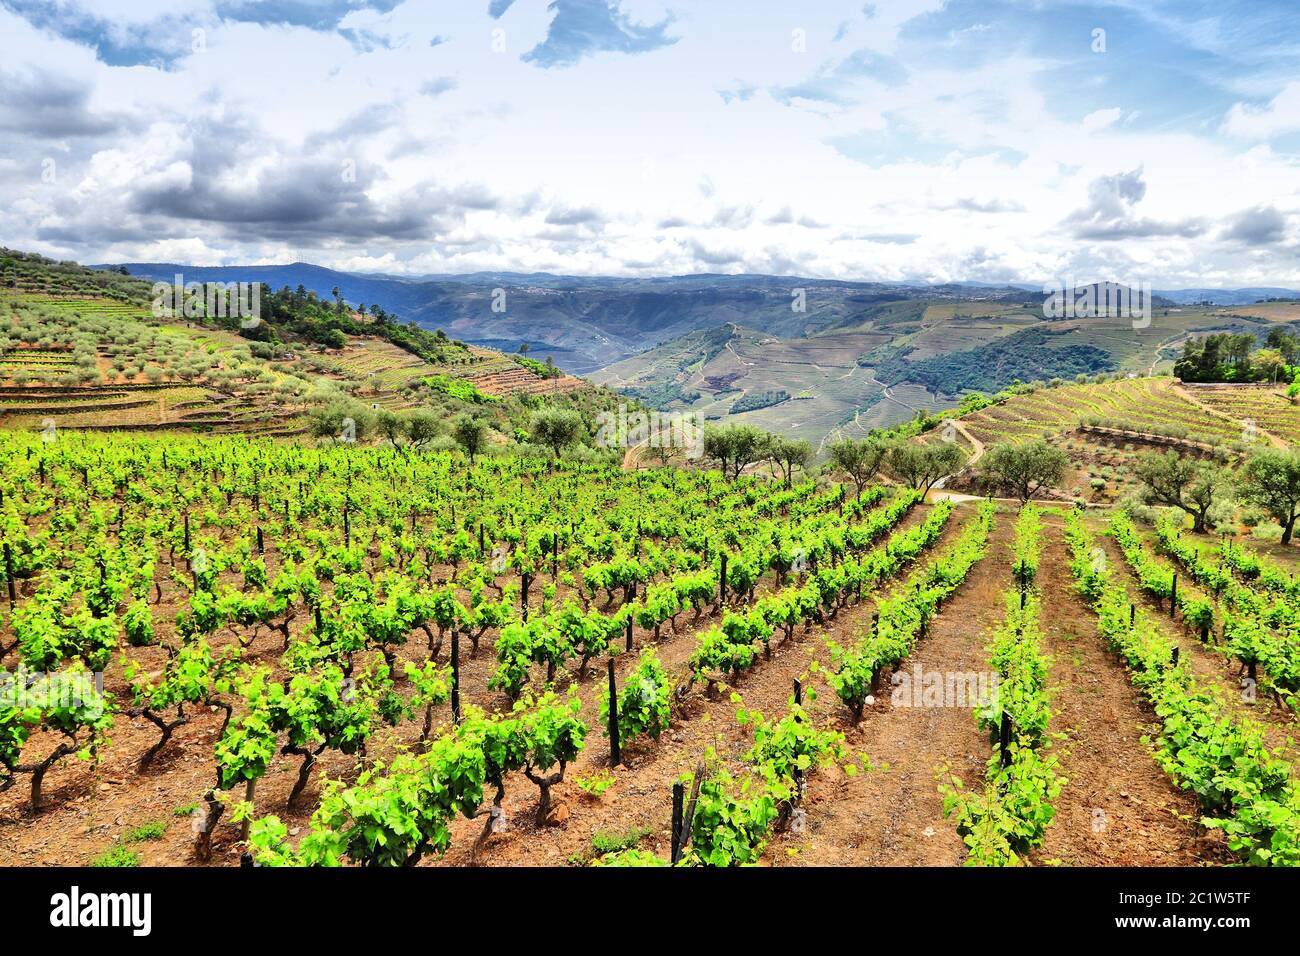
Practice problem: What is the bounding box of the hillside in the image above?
[0,250,612,445]
[98,258,1300,448]
[592,321,942,451]
[106,261,1042,374]
[591,295,1300,444]
[913,374,1300,508]
[6,257,1300,880]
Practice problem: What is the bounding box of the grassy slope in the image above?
[0,255,617,441]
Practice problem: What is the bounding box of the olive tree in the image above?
[767,436,813,489]
[1239,448,1300,544]
[702,424,772,480]
[452,415,488,462]
[978,440,1069,504]
[886,442,967,495]
[827,437,892,499]
[529,408,583,458]
[1133,450,1229,534]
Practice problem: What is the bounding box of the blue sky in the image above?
[2,0,1299,286]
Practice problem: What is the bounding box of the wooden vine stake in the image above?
[624,614,633,653]
[999,710,1012,769]
[672,760,704,864]
[792,679,804,794]
[1169,572,1177,619]
[450,628,461,724]
[670,782,684,863]
[607,659,621,766]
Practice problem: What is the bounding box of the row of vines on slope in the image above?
[1066,510,1300,866]
[941,505,1065,866]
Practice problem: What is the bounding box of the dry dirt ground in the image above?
[0,503,1252,867]
[1029,519,1224,865]
[771,511,1225,867]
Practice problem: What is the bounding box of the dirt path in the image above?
[932,418,985,492]
[1030,524,1217,865]
[1094,532,1300,763]
[859,373,915,415]
[1149,334,1189,376]
[436,504,954,866]
[768,509,1013,866]
[1171,382,1287,449]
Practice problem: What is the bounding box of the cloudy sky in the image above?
[3,0,1299,287]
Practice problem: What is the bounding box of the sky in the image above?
[2,0,1300,287]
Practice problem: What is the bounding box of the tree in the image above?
[979,440,1068,504]
[452,415,487,462]
[377,410,406,447]
[1266,327,1299,364]
[1253,348,1287,383]
[827,437,891,499]
[308,398,375,443]
[529,408,583,457]
[1133,451,1228,533]
[767,436,812,489]
[1239,448,1300,544]
[406,409,441,450]
[703,425,771,480]
[886,442,967,494]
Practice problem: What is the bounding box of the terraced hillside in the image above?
[956,376,1250,448]
[593,291,1285,446]
[593,322,945,449]
[0,285,615,442]
[1178,383,1300,446]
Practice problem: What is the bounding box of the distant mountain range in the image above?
[104,260,1293,373]
[89,259,1300,445]
[99,262,1028,373]
[1151,288,1300,305]
[925,281,1300,305]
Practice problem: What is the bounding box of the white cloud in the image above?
[1081,107,1123,132]
[1224,81,1300,139]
